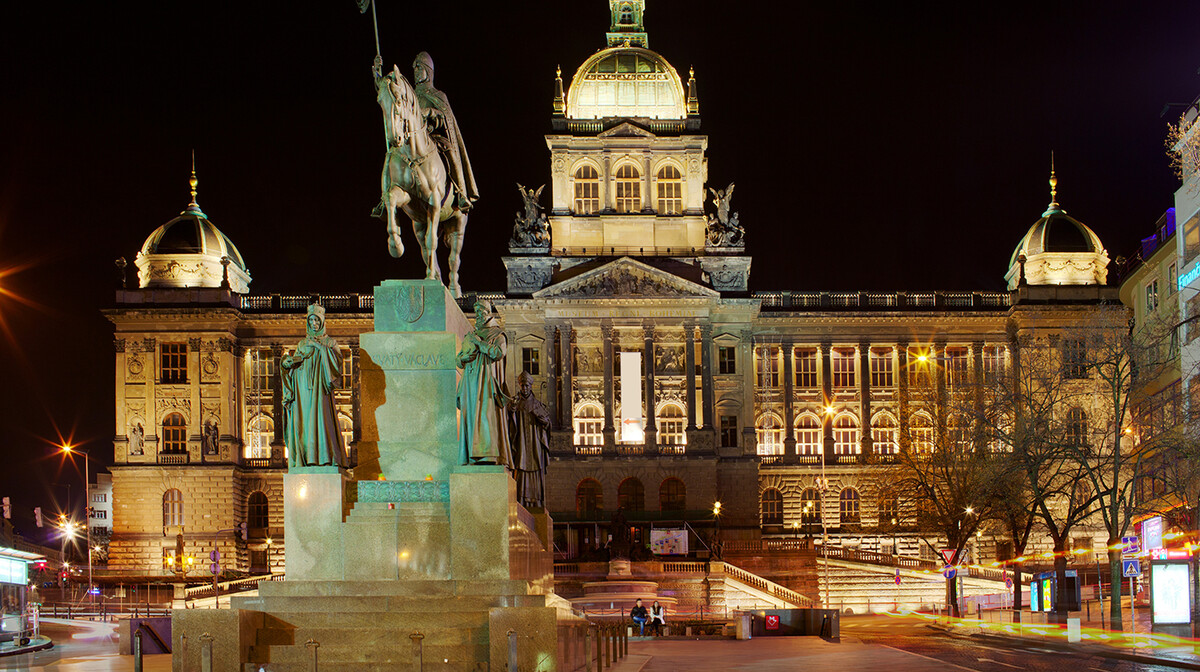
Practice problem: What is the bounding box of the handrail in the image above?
[719,561,814,607]
[184,572,284,599]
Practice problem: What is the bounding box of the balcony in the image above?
[157,452,189,465]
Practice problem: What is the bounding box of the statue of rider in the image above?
[412,52,480,212]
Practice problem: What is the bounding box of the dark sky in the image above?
[0,1,1198,543]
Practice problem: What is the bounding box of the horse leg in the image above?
[446,211,467,298]
[424,202,442,283]
[406,203,435,279]
[386,187,407,258]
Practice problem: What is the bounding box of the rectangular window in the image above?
[522,347,541,375]
[718,346,736,374]
[574,166,600,214]
[1169,263,1178,296]
[160,343,188,384]
[1146,280,1160,312]
[341,348,353,390]
[795,348,818,389]
[944,347,969,388]
[870,348,894,388]
[91,493,107,503]
[249,348,274,392]
[1061,338,1088,379]
[656,177,682,214]
[831,348,856,388]
[91,510,107,520]
[981,346,1005,385]
[719,415,738,448]
[755,346,781,388]
[908,348,934,390]
[1185,215,1200,264]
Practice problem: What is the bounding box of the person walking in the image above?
[630,599,649,636]
[649,601,665,636]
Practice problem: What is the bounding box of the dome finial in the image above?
[183,151,205,216]
[1047,151,1059,212]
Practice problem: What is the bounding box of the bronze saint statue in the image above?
[507,371,552,509]
[456,301,510,465]
[371,53,475,298]
[281,304,347,469]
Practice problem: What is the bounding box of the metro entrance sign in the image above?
[1122,536,1140,557]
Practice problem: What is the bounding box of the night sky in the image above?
[1,2,1198,543]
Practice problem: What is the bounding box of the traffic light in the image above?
[2,497,10,520]
[239,522,248,541]
[33,507,42,528]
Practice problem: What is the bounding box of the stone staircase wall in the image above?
[817,558,1008,614]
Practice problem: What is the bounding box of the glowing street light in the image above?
[60,443,94,604]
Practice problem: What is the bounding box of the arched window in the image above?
[573,165,600,214]
[756,414,784,455]
[871,413,897,455]
[576,479,603,517]
[800,488,821,525]
[163,489,184,527]
[795,414,821,455]
[910,413,934,454]
[338,414,353,451]
[619,2,634,24]
[574,403,604,446]
[660,478,686,511]
[162,413,187,454]
[614,164,641,213]
[247,491,269,531]
[761,488,783,526]
[840,488,861,524]
[658,403,686,446]
[618,477,645,511]
[656,165,682,214]
[833,414,859,454]
[245,415,273,459]
[1065,407,1089,451]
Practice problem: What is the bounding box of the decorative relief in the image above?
[142,338,157,353]
[188,337,202,350]
[575,346,603,375]
[568,269,677,297]
[201,352,220,379]
[201,402,220,423]
[218,338,234,352]
[376,284,425,324]
[126,351,144,381]
[114,338,126,353]
[155,396,191,420]
[147,260,221,284]
[357,480,449,503]
[553,157,566,175]
[655,345,684,374]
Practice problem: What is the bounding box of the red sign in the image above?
[765,614,780,630]
[894,569,901,585]
[940,549,957,565]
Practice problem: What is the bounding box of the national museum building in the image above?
[104,1,1120,575]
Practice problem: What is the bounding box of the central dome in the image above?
[565,47,686,120]
[135,194,252,294]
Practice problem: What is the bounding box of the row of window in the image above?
[163,489,270,529]
[573,403,687,446]
[760,486,887,526]
[246,347,353,392]
[575,477,686,515]
[751,345,1006,390]
[572,164,684,215]
[244,413,353,459]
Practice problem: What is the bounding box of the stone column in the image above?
[642,155,653,213]
[934,341,947,410]
[973,340,986,451]
[603,154,614,212]
[643,323,657,452]
[821,342,834,465]
[782,340,796,463]
[561,324,575,429]
[700,324,715,432]
[858,343,872,462]
[271,344,285,452]
[897,342,909,453]
[684,322,697,430]
[544,325,559,427]
[602,321,616,450]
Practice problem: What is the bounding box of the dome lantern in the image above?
[1005,164,1109,290]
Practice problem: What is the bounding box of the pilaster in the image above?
[782,340,796,463]
[643,323,657,451]
[821,342,834,465]
[858,343,872,462]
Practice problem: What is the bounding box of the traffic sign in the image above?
[894,569,901,585]
[210,562,220,576]
[210,549,220,562]
[765,614,780,630]
[1121,536,1140,557]
[940,549,957,565]
[944,567,957,580]
[1004,572,1013,590]
[1122,559,1141,577]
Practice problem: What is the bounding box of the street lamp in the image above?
[711,501,722,559]
[61,444,93,604]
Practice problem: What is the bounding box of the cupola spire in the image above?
[184,151,205,216]
[607,0,648,47]
[1045,151,1061,215]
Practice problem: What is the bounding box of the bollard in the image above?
[621,622,627,657]
[410,631,424,671]
[133,630,143,672]
[584,624,592,672]
[200,632,214,672]
[602,625,610,669]
[305,638,320,672]
[507,629,518,671]
[594,625,602,672]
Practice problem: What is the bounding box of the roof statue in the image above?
[509,183,551,251]
[706,182,745,249]
[371,53,476,298]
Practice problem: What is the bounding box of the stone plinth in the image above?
[283,469,347,581]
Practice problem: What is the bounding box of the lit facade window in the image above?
[618,477,645,511]
[800,488,821,525]
[338,414,353,450]
[761,488,783,525]
[908,348,934,390]
[910,413,934,453]
[948,415,972,451]
[1062,338,1088,379]
[944,347,969,388]
[574,404,604,446]
[831,348,856,388]
[877,490,899,523]
[245,415,273,459]
[341,348,353,390]
[162,489,184,527]
[249,348,274,392]
[660,478,686,511]
[247,491,269,531]
[833,414,859,454]
[870,348,893,388]
[614,164,641,213]
[871,414,897,455]
[795,348,818,389]
[981,346,1005,385]
[1065,407,1089,450]
[161,343,188,384]
[718,346,736,374]
[573,165,600,214]
[840,488,861,524]
[756,414,784,455]
[161,413,187,453]
[795,414,821,455]
[657,403,686,446]
[755,345,781,389]
[719,415,738,447]
[522,347,540,375]
[656,165,682,214]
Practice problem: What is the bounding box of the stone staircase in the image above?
[816,557,1012,614]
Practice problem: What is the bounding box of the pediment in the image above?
[533,257,719,299]
[597,122,656,138]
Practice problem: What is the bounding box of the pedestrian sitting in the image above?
[649,601,665,636]
[630,598,649,636]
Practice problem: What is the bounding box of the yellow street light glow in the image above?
[916,354,928,363]
[824,406,835,415]
[965,506,974,515]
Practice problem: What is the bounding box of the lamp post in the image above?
[816,475,831,608]
[711,501,722,559]
[61,445,92,604]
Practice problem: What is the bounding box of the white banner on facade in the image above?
[619,351,643,442]
[651,528,688,555]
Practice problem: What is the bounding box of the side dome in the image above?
[135,193,252,293]
[1005,172,1108,290]
[565,47,686,120]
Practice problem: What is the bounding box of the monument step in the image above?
[249,640,484,666]
[255,609,489,634]
[251,594,547,613]
[254,579,541,599]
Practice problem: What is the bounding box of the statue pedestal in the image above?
[282,468,347,581]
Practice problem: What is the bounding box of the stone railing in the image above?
[158,452,189,465]
[551,245,707,257]
[754,290,1011,311]
[185,572,284,600]
[718,561,814,607]
[816,544,939,571]
[660,562,707,574]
